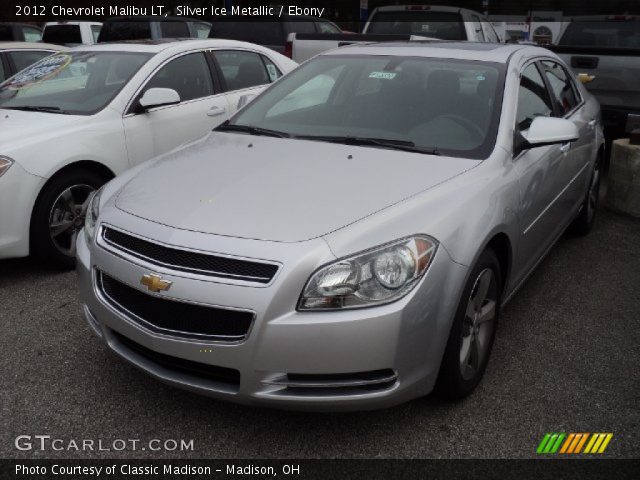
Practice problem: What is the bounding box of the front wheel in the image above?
[435,248,502,400]
[31,170,106,269]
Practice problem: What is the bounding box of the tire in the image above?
[435,248,502,400]
[30,170,106,270]
[570,155,601,236]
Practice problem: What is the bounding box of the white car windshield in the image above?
[228,55,505,159]
[0,51,152,115]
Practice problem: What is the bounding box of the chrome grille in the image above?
[101,227,279,284]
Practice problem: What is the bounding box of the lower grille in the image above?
[112,330,240,391]
[98,272,253,341]
[266,369,397,396]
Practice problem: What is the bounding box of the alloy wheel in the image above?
[459,268,497,381]
[48,184,95,257]
[587,164,600,223]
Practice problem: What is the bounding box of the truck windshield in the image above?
[0,51,151,115]
[228,55,504,159]
[559,21,640,48]
[366,11,466,40]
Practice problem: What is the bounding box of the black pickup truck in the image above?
[548,17,640,140]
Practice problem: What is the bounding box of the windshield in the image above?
[366,11,466,39]
[0,51,152,115]
[43,24,81,44]
[559,21,640,48]
[229,55,504,159]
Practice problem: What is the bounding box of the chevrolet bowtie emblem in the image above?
[140,274,172,293]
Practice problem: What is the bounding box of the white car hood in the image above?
[115,132,480,242]
[0,109,87,152]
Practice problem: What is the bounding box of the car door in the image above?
[513,61,570,280]
[122,51,228,166]
[540,59,592,212]
[211,50,283,117]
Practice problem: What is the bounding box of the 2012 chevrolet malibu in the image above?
[0,39,296,268]
[77,42,604,410]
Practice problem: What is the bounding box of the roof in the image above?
[324,41,547,63]
[0,42,67,51]
[68,38,276,54]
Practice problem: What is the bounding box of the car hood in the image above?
[0,109,87,151]
[115,133,480,242]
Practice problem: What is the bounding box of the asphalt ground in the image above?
[1,202,639,460]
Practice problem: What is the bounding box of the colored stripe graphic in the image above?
[539,433,613,454]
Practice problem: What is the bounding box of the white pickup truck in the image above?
[288,5,502,63]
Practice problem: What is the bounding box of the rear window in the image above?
[286,21,317,34]
[0,24,14,41]
[98,21,152,42]
[559,21,640,48]
[43,25,82,44]
[159,21,190,38]
[209,22,283,45]
[366,11,467,40]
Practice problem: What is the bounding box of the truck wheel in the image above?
[31,170,106,270]
[435,248,502,400]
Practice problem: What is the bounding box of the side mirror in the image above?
[237,93,257,110]
[524,116,579,147]
[138,88,180,110]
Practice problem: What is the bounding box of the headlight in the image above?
[84,186,103,243]
[298,236,437,311]
[0,156,14,178]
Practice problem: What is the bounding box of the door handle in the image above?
[577,73,596,84]
[588,119,597,129]
[559,142,571,153]
[207,106,226,117]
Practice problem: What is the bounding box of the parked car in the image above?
[76,42,603,410]
[0,39,296,267]
[208,16,343,57]
[0,22,42,42]
[0,42,66,83]
[288,5,502,62]
[97,17,211,43]
[548,16,640,139]
[43,22,103,46]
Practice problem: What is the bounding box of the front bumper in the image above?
[76,213,467,411]
[0,161,45,259]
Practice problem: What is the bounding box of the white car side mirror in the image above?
[237,93,257,110]
[525,117,579,147]
[139,88,181,110]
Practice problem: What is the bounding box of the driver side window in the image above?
[145,52,214,103]
[516,63,553,130]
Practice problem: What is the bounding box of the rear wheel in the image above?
[31,170,106,269]
[435,248,501,400]
[570,156,601,236]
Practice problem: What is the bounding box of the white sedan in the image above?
[0,39,297,268]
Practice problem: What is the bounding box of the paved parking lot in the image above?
[1,204,639,459]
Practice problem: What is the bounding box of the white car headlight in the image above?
[0,156,14,178]
[84,186,103,243]
[298,236,437,311]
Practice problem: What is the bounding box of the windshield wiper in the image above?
[296,135,440,155]
[2,105,70,114]
[214,121,291,138]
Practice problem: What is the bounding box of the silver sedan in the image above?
[77,42,604,410]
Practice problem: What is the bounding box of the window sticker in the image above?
[7,54,72,90]
[266,63,278,82]
[368,71,397,80]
